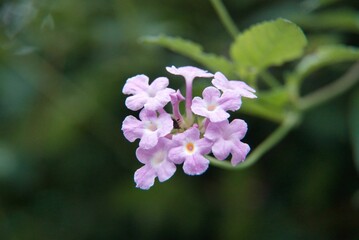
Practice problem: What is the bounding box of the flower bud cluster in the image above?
[122,66,256,190]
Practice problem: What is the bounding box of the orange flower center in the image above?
[185,142,195,153]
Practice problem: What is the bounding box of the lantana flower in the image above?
[212,72,257,99]
[121,109,173,149]
[191,86,241,122]
[168,127,212,175]
[166,66,213,119]
[122,74,175,111]
[122,66,256,190]
[134,137,176,190]
[204,119,250,166]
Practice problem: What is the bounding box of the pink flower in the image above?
[135,137,176,190]
[168,127,212,175]
[204,119,250,166]
[191,86,241,122]
[212,72,257,99]
[166,66,213,120]
[121,109,173,149]
[122,74,175,111]
[170,90,185,123]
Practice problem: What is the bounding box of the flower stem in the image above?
[207,111,301,170]
[259,71,281,88]
[298,61,359,111]
[210,0,239,39]
[185,78,194,123]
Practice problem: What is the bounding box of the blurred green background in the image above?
[0,0,359,239]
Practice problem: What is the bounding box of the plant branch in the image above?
[298,61,359,111]
[207,111,301,170]
[210,0,239,39]
[259,71,281,88]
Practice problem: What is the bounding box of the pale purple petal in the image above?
[213,72,257,99]
[204,120,227,140]
[136,146,153,164]
[134,165,156,190]
[156,161,176,182]
[191,97,208,116]
[183,154,209,175]
[212,72,229,90]
[207,108,230,122]
[122,74,149,95]
[229,81,257,99]
[139,109,157,121]
[196,138,212,155]
[149,77,169,91]
[228,119,248,139]
[125,93,149,111]
[168,146,187,164]
[202,86,221,102]
[139,131,158,149]
[211,139,232,160]
[121,115,143,142]
[218,91,242,111]
[166,66,213,80]
[230,141,250,166]
[156,111,174,136]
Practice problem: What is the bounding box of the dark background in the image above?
[0,0,358,239]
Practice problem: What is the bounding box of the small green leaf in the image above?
[349,89,359,173]
[141,35,235,76]
[230,18,307,77]
[294,45,359,80]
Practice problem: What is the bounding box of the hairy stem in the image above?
[298,61,359,111]
[210,0,239,39]
[207,111,301,170]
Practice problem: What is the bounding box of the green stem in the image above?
[207,111,301,170]
[298,61,359,111]
[259,71,281,88]
[210,0,239,39]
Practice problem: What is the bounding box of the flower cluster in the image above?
[122,66,256,190]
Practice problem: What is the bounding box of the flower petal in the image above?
[218,91,242,111]
[125,93,149,111]
[202,86,220,102]
[123,74,149,95]
[212,72,229,90]
[183,154,209,175]
[212,139,232,160]
[156,161,176,182]
[230,141,250,166]
[134,165,156,190]
[204,120,227,141]
[168,146,186,164]
[228,119,248,139]
[121,116,143,142]
[139,131,158,149]
[149,77,169,90]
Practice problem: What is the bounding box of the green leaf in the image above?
[294,45,359,80]
[141,35,235,76]
[349,89,359,174]
[230,18,307,77]
[294,9,359,33]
